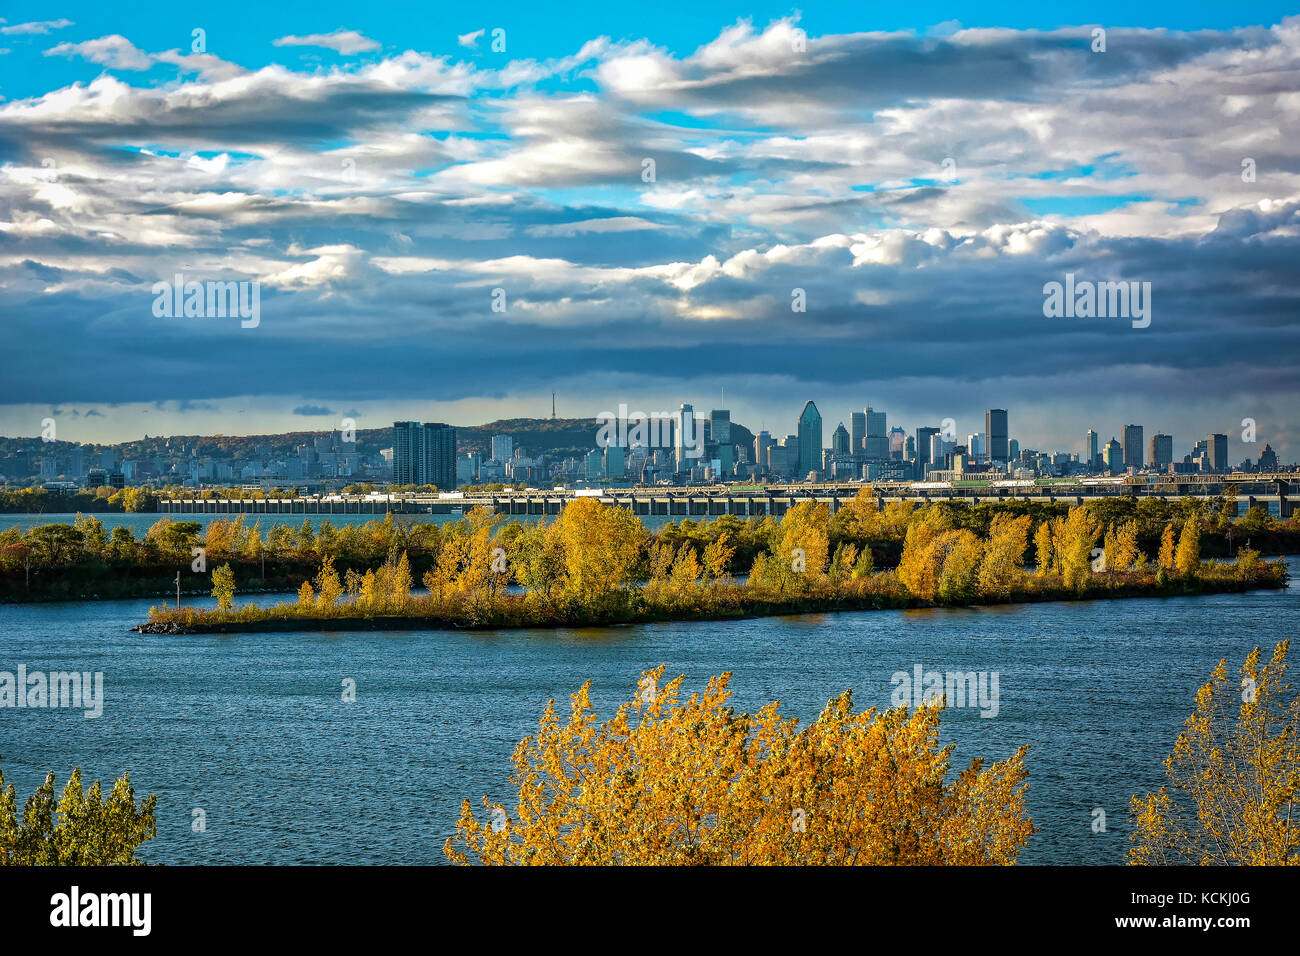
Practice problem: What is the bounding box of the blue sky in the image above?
[1,4,1298,462]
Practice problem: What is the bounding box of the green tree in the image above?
[0,764,157,865]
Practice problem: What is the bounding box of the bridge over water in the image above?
[158,475,1294,519]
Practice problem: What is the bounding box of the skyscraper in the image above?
[1208,433,1229,473]
[1085,430,1099,469]
[490,434,513,462]
[985,409,1009,462]
[832,423,850,456]
[866,407,887,438]
[754,430,773,471]
[797,401,822,478]
[421,423,457,490]
[675,403,696,473]
[709,409,731,446]
[393,421,457,488]
[850,412,866,454]
[916,426,940,468]
[393,421,423,484]
[1104,438,1122,475]
[1149,433,1173,470]
[1122,424,1144,470]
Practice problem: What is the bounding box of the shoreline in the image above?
[131,574,1287,634]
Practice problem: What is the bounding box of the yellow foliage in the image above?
[446,669,1033,865]
[1130,641,1300,865]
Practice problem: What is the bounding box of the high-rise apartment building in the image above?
[393,421,457,488]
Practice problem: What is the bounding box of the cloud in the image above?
[457,29,485,49]
[45,35,153,70]
[293,404,336,416]
[1,18,74,35]
[272,30,380,55]
[2,18,1299,457]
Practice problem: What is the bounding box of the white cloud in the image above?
[272,30,380,55]
[1,18,74,35]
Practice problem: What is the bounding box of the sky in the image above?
[0,2,1297,464]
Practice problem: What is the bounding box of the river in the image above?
[1,557,1295,865]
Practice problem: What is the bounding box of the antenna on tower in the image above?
[551,391,556,420]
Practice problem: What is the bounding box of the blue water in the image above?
[1,559,1295,865]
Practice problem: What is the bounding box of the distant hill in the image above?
[0,416,757,465]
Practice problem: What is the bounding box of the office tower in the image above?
[902,434,914,460]
[1259,444,1278,471]
[966,433,985,462]
[490,434,513,462]
[984,409,1008,462]
[456,453,481,484]
[709,409,731,446]
[1208,433,1229,473]
[866,407,887,439]
[1122,424,1144,470]
[1149,433,1173,470]
[929,433,949,474]
[1104,438,1122,475]
[675,404,697,473]
[863,435,890,460]
[100,448,116,470]
[754,431,773,471]
[1085,430,1099,469]
[584,449,603,479]
[781,435,801,478]
[797,401,822,477]
[766,443,788,476]
[916,427,940,468]
[1008,438,1020,463]
[604,444,626,479]
[851,412,866,454]
[832,423,850,456]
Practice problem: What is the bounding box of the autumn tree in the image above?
[551,498,645,612]
[1130,641,1299,865]
[978,514,1032,600]
[210,563,236,610]
[937,530,983,604]
[1055,507,1100,592]
[1157,523,1177,570]
[0,765,157,865]
[446,669,1033,865]
[1175,519,1201,577]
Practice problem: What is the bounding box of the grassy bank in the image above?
[137,552,1288,634]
